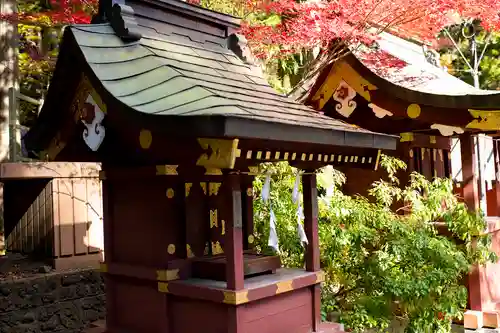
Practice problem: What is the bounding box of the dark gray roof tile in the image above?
[80,44,152,63]
[120,78,206,107]
[103,66,181,97]
[70,24,379,135]
[135,87,214,113]
[90,56,165,80]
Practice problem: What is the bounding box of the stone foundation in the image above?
[0,269,105,333]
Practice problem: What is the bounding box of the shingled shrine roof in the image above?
[72,23,359,131]
[292,32,499,101]
[360,32,496,96]
[24,0,397,158]
[291,31,500,135]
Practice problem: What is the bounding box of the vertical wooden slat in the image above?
[493,140,500,216]
[436,149,446,178]
[52,179,61,257]
[0,182,4,255]
[461,134,480,212]
[14,223,19,251]
[46,181,54,256]
[225,174,244,290]
[10,224,15,251]
[73,178,88,255]
[420,148,432,180]
[413,147,422,174]
[27,203,33,252]
[16,221,21,252]
[35,188,42,252]
[444,149,452,179]
[58,178,75,256]
[87,178,103,253]
[36,195,41,251]
[21,214,27,253]
[241,175,255,251]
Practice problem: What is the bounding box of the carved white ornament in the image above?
[333,80,357,118]
[430,124,464,136]
[82,95,106,151]
[368,103,393,118]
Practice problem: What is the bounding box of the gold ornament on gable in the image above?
[196,138,241,171]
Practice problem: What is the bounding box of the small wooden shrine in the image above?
[23,1,397,332]
[292,32,500,320]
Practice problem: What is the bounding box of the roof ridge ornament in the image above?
[227,33,256,65]
[91,0,142,42]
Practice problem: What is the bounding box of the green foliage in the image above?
[198,0,246,18]
[253,157,495,333]
[439,22,500,90]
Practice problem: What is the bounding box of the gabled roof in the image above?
[25,0,398,157]
[292,31,500,135]
[71,23,365,132]
[364,32,494,96]
[292,32,498,102]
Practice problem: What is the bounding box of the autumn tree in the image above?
[3,0,96,127]
[11,0,500,94]
[236,0,500,92]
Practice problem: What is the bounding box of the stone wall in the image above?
[0,269,105,333]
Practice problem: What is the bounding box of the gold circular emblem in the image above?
[248,235,255,244]
[406,104,421,119]
[139,129,152,149]
[166,188,175,198]
[167,244,176,254]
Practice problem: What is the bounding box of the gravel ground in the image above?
[0,252,54,280]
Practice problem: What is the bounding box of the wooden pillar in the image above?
[494,139,500,216]
[460,133,480,211]
[460,134,483,311]
[303,172,320,331]
[303,173,320,271]
[225,173,244,290]
[100,173,118,329]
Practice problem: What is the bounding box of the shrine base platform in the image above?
[84,320,346,333]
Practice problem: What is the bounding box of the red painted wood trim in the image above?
[242,175,255,251]
[460,134,483,311]
[101,176,116,328]
[433,149,446,179]
[103,261,191,282]
[312,284,321,331]
[406,134,451,150]
[166,269,320,305]
[494,140,500,216]
[303,173,320,272]
[225,174,245,290]
[227,307,238,333]
[460,134,479,211]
